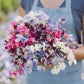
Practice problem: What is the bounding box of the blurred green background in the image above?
[0,0,19,23]
[0,0,19,38]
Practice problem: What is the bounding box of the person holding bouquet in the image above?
[19,0,84,84]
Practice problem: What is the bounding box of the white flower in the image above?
[29,11,36,19]
[15,38,20,42]
[34,44,41,51]
[60,62,66,70]
[74,60,77,65]
[20,23,24,26]
[33,59,38,63]
[39,11,49,20]
[37,66,41,71]
[53,44,56,47]
[23,48,27,52]
[27,60,33,66]
[43,42,46,51]
[15,16,22,22]
[51,62,66,74]
[68,60,73,66]
[29,45,35,53]
[68,34,74,38]
[51,66,61,74]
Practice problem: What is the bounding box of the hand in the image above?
[72,41,80,49]
[73,45,84,60]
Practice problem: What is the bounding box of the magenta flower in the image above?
[53,30,62,38]
[15,69,24,75]
[9,70,17,77]
[45,24,50,32]
[8,28,12,33]
[64,33,68,39]
[21,63,25,68]
[18,25,28,35]
[19,69,24,75]
[22,43,25,47]
[7,43,12,50]
[15,42,21,48]
[10,21,19,30]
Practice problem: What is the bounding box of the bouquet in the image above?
[4,11,77,77]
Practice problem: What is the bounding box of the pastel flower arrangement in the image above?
[4,11,77,76]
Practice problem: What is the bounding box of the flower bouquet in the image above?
[4,11,77,77]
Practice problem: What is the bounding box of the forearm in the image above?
[19,5,26,17]
[74,45,84,60]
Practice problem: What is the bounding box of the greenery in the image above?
[0,0,19,22]
[0,0,19,14]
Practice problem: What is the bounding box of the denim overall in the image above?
[25,0,84,84]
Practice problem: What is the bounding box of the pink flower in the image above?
[59,39,62,42]
[16,69,21,73]
[46,24,50,32]
[22,43,25,47]
[21,63,25,68]
[7,43,12,50]
[15,42,21,47]
[9,70,17,77]
[8,36,16,46]
[8,28,12,33]
[54,30,62,38]
[64,33,68,39]
[18,25,28,35]
[69,46,72,49]
[19,69,24,75]
[31,37,35,43]
[8,29,14,35]
[47,37,49,41]
[28,38,33,44]
[16,69,24,75]
[10,21,19,28]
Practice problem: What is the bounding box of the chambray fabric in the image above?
[19,0,84,84]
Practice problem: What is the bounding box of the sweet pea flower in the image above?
[55,30,62,38]
[22,43,26,47]
[28,38,35,44]
[15,16,22,22]
[46,28,50,32]
[19,69,24,75]
[16,69,24,75]
[10,22,19,30]
[6,43,12,50]
[52,30,62,38]
[29,45,35,53]
[51,66,61,74]
[8,28,13,33]
[15,42,21,48]
[21,63,25,68]
[9,70,17,77]
[63,33,68,39]
[18,25,28,35]
[46,24,50,32]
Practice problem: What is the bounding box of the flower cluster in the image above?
[4,11,77,76]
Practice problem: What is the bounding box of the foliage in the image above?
[0,0,19,22]
[0,0,19,15]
